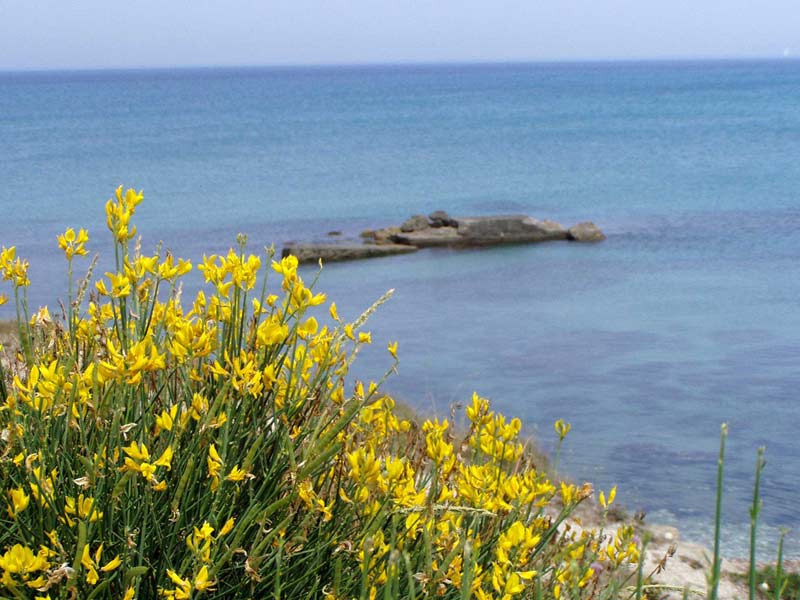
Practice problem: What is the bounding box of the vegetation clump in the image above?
[0,187,646,598]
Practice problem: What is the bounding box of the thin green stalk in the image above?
[14,286,32,363]
[67,257,74,343]
[274,537,284,600]
[460,532,476,600]
[635,538,648,600]
[709,423,728,600]
[774,528,787,600]
[359,540,372,600]
[552,440,562,477]
[749,446,766,600]
[402,552,417,600]
[0,360,7,402]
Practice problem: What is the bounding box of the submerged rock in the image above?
[282,243,418,264]
[567,221,606,242]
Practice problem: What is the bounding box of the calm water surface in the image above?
[1,61,799,557]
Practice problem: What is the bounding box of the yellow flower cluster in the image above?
[105,185,143,243]
[0,246,30,288]
[56,228,89,261]
[0,188,643,599]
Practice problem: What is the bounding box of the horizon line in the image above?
[1,54,798,75]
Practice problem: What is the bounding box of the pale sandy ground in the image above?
[643,524,747,599]
[567,497,797,599]
[634,523,798,599]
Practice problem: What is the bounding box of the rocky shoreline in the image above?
[569,506,796,598]
[283,210,606,263]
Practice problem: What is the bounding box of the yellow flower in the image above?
[599,485,617,509]
[387,341,398,359]
[256,315,289,346]
[80,544,100,585]
[0,544,50,586]
[194,522,215,541]
[491,562,531,597]
[190,392,209,420]
[496,521,540,567]
[122,441,150,463]
[218,518,235,537]
[226,465,247,482]
[96,271,132,298]
[358,331,372,344]
[0,246,30,287]
[157,254,192,281]
[100,555,122,572]
[297,316,319,338]
[207,444,223,490]
[122,441,170,483]
[466,392,490,425]
[57,227,89,260]
[155,405,178,433]
[560,481,577,506]
[329,302,340,321]
[194,565,214,591]
[271,255,298,278]
[154,446,173,470]
[554,418,571,440]
[64,493,103,524]
[346,446,381,487]
[166,569,192,599]
[105,186,143,242]
[423,418,454,468]
[7,487,30,518]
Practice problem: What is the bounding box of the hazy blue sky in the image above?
[1,0,798,70]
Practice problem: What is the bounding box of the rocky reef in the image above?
[283,211,606,263]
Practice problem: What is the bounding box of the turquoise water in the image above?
[1,61,799,557]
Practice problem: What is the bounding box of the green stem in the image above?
[709,423,728,600]
[67,258,74,342]
[635,539,648,600]
[552,437,564,479]
[773,528,787,600]
[748,447,766,600]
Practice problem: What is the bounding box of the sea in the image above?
[1,60,799,559]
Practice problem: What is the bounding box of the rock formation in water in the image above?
[284,210,606,263]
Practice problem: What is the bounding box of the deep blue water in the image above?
[1,61,799,557]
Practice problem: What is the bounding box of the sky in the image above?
[1,0,798,71]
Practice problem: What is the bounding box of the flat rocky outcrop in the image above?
[391,226,461,247]
[284,210,605,263]
[456,215,568,245]
[282,243,417,264]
